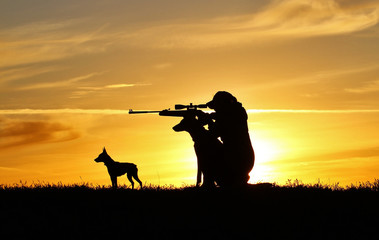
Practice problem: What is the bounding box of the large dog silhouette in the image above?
[173,116,223,187]
[94,148,142,189]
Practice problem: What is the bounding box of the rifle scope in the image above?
[175,103,208,110]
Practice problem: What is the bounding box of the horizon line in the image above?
[1,108,379,115]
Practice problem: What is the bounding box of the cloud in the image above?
[70,83,149,98]
[1,108,379,115]
[123,0,379,49]
[345,80,379,93]
[322,146,379,161]
[246,109,379,114]
[152,63,173,70]
[18,72,103,90]
[249,0,379,37]
[2,0,378,63]
[0,19,113,68]
[105,84,136,89]
[0,65,63,85]
[253,63,379,90]
[0,109,131,115]
[284,146,379,167]
[0,118,80,149]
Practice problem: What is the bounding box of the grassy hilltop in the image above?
[1,181,378,239]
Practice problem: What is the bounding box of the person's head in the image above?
[207,91,237,111]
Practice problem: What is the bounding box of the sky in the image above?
[1,0,379,187]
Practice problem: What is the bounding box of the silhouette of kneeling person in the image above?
[206,91,254,186]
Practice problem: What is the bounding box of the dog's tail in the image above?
[131,164,139,174]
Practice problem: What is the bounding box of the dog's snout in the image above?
[173,119,187,132]
[173,122,185,132]
[173,125,180,132]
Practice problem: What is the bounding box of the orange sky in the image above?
[1,0,379,187]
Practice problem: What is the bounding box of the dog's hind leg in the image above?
[127,173,135,189]
[133,171,143,189]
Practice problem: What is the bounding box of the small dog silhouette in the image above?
[173,116,223,187]
[94,147,142,189]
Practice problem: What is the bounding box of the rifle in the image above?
[129,103,208,117]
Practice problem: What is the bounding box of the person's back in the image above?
[207,91,255,186]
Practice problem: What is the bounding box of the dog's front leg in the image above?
[196,168,201,187]
[111,176,117,189]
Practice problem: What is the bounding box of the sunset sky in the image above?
[1,0,379,187]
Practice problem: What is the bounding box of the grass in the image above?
[1,180,378,239]
[2,178,378,191]
[282,178,379,191]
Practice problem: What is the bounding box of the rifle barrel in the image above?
[129,109,161,114]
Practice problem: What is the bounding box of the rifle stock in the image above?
[159,109,201,117]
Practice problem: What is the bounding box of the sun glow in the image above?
[249,137,281,183]
[165,135,282,186]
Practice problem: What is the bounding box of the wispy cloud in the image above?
[18,72,103,90]
[2,0,378,63]
[345,80,379,93]
[123,0,379,49]
[105,84,136,89]
[246,109,379,114]
[152,63,173,70]
[1,108,379,115]
[0,65,63,85]
[0,19,112,68]
[0,118,80,149]
[249,0,379,37]
[253,63,379,90]
[281,146,379,166]
[70,83,148,98]
[0,109,131,115]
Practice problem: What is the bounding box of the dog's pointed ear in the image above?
[103,147,107,153]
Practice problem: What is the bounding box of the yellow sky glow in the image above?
[1,0,379,187]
